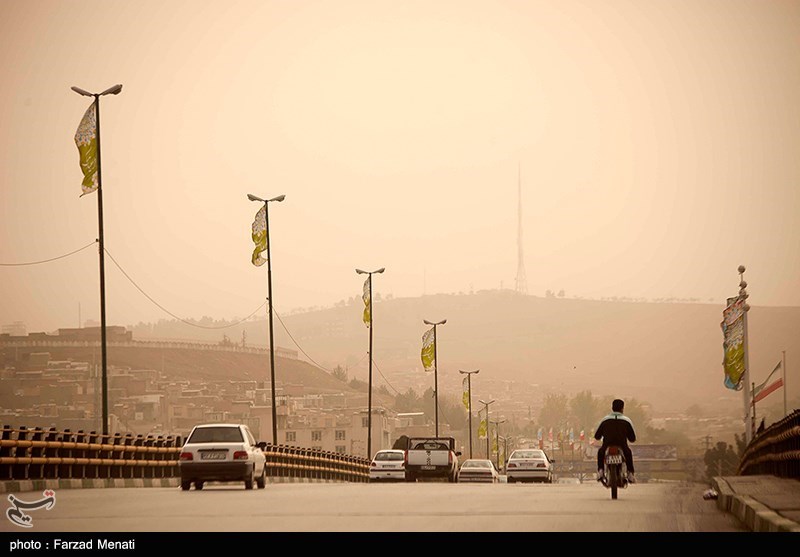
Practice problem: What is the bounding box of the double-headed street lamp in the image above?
[356,267,385,460]
[479,398,495,460]
[247,193,285,445]
[490,418,506,470]
[71,84,123,436]
[459,369,479,458]
[423,319,446,436]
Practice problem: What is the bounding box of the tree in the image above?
[569,391,602,434]
[538,393,570,431]
[332,365,348,383]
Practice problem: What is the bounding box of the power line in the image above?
[272,309,335,373]
[0,240,96,266]
[370,357,402,395]
[104,247,266,329]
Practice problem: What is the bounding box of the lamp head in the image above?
[71,86,93,97]
[269,194,286,202]
[247,194,264,202]
[100,84,123,96]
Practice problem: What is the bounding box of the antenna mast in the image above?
[515,163,528,295]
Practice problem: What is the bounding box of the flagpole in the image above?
[247,193,285,446]
[93,95,109,437]
[783,350,787,418]
[424,318,446,437]
[357,267,384,459]
[739,266,753,445]
[72,84,122,436]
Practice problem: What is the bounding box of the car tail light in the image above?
[370,461,376,468]
[448,452,453,465]
[233,451,248,460]
[404,450,408,466]
[179,452,193,461]
[507,463,517,468]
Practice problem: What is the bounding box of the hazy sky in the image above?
[1,0,798,334]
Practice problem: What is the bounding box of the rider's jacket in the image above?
[593,412,636,447]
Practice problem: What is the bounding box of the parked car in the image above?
[505,448,555,483]
[369,449,407,482]
[457,459,500,483]
[179,423,267,491]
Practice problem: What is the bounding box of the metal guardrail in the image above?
[0,425,369,483]
[738,409,800,479]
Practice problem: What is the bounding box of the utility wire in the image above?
[370,357,402,396]
[272,309,335,373]
[0,240,96,266]
[104,248,266,329]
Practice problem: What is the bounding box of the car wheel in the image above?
[244,466,255,490]
[256,464,266,489]
[195,481,204,491]
[180,481,191,491]
[508,477,515,484]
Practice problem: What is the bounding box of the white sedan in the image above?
[505,448,555,483]
[457,459,500,483]
[179,423,267,491]
[369,449,406,482]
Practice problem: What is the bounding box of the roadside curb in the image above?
[712,476,800,532]
[0,478,179,494]
[0,477,355,493]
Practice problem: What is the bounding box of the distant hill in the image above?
[131,290,800,413]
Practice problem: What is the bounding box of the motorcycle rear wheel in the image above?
[608,465,619,500]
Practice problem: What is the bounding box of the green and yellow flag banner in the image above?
[462,376,469,410]
[421,327,435,372]
[362,277,371,327]
[74,101,98,197]
[478,409,487,440]
[721,295,746,390]
[251,205,267,267]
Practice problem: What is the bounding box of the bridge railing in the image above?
[0,425,369,483]
[738,409,800,479]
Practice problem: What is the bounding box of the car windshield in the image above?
[188,426,243,443]
[512,450,544,459]
[375,452,404,461]
[464,460,492,468]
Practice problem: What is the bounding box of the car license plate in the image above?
[606,455,623,464]
[201,451,226,460]
[421,465,436,470]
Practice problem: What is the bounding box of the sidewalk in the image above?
[712,475,800,532]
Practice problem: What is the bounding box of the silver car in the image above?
[179,423,267,491]
[505,448,555,483]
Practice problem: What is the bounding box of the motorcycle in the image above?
[601,445,628,500]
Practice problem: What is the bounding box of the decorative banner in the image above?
[421,327,435,372]
[74,101,98,197]
[462,376,469,410]
[548,427,553,442]
[569,428,574,448]
[250,205,267,266]
[478,409,487,439]
[721,295,746,390]
[753,377,784,404]
[361,277,371,327]
[753,360,782,398]
[537,427,543,449]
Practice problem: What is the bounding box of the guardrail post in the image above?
[75,430,87,479]
[60,429,73,479]
[29,427,45,480]
[13,426,30,480]
[43,427,58,479]
[123,433,134,479]
[0,425,13,480]
[86,431,99,479]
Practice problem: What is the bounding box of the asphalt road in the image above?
[0,480,747,533]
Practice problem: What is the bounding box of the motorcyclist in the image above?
[594,398,636,484]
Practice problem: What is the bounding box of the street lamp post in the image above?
[356,267,385,460]
[247,193,285,445]
[71,84,122,436]
[490,418,506,470]
[423,319,446,437]
[479,399,495,460]
[459,369,479,459]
